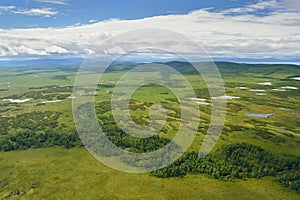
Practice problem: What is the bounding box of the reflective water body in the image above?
[246,113,274,118]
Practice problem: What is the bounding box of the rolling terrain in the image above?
[0,60,299,199]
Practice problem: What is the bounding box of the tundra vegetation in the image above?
[0,61,299,199]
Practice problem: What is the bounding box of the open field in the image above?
[0,148,299,200]
[0,61,299,199]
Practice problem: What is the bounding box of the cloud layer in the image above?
[0,5,58,17]
[13,8,58,17]
[0,0,299,61]
[34,0,69,5]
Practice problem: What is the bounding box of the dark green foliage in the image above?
[0,130,82,151]
[0,111,79,151]
[51,75,69,80]
[277,171,300,193]
[96,101,112,113]
[227,103,244,113]
[0,88,9,91]
[152,143,300,192]
[0,117,9,135]
[28,85,59,90]
[253,130,286,144]
[228,125,249,131]
[99,117,171,153]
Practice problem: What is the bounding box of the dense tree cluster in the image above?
[151,143,300,193]
[277,171,300,193]
[98,115,171,153]
[0,130,82,151]
[0,111,78,151]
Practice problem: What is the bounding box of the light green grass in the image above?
[0,148,299,200]
[0,63,299,199]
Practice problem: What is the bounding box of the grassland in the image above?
[0,61,299,199]
[0,148,299,200]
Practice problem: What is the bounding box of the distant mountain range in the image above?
[0,58,84,67]
[0,57,299,68]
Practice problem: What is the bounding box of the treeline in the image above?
[151,143,300,193]
[0,131,82,151]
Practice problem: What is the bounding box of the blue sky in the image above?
[1,0,258,28]
[0,0,299,62]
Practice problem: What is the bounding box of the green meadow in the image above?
[0,148,299,200]
[0,61,299,199]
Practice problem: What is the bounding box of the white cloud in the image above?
[0,6,16,11]
[34,0,69,5]
[103,46,126,55]
[223,0,281,14]
[89,20,98,23]
[0,5,58,17]
[13,8,58,17]
[249,0,281,10]
[15,45,48,55]
[0,0,299,60]
[45,46,68,54]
